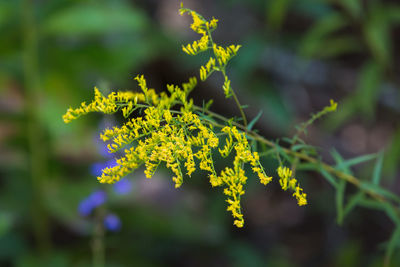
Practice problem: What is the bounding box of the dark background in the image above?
[1,0,400,266]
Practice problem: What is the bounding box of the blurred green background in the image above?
[1,0,400,266]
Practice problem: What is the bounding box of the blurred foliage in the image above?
[0,0,399,266]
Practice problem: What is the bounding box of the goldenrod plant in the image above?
[63,5,400,264]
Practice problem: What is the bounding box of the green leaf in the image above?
[274,142,292,162]
[258,149,275,158]
[296,163,319,171]
[331,149,352,175]
[339,153,377,169]
[331,150,377,175]
[282,137,295,145]
[383,203,400,225]
[43,3,147,36]
[247,110,263,131]
[355,61,383,118]
[384,128,400,177]
[0,2,15,29]
[312,36,361,58]
[319,167,338,188]
[251,139,257,153]
[291,144,317,156]
[197,113,217,124]
[358,198,385,210]
[300,13,349,57]
[364,6,391,66]
[337,0,362,18]
[204,99,214,110]
[343,191,364,220]
[359,181,400,204]
[385,225,400,267]
[0,212,12,237]
[267,0,292,30]
[387,6,400,23]
[372,151,384,185]
[336,179,347,225]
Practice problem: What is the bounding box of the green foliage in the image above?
[44,3,147,36]
[372,151,384,185]
[1,0,400,266]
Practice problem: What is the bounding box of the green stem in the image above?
[22,0,51,255]
[227,75,248,128]
[206,29,248,128]
[292,108,331,145]
[92,208,105,267]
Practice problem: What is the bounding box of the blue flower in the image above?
[104,213,121,232]
[94,130,115,158]
[78,198,93,216]
[90,159,118,177]
[113,179,133,195]
[77,190,107,216]
[88,190,107,207]
[98,142,113,158]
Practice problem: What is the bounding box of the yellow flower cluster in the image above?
[277,166,307,206]
[199,57,216,81]
[179,5,218,35]
[64,75,220,190]
[182,35,209,56]
[100,109,219,189]
[180,5,241,99]
[213,126,272,227]
[63,6,309,228]
[63,88,144,123]
[179,7,215,56]
[325,99,338,112]
[213,44,241,67]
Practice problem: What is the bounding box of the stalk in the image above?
[22,0,51,254]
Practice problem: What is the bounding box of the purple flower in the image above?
[104,214,121,232]
[113,179,133,195]
[98,142,113,158]
[88,190,107,207]
[77,190,107,217]
[78,198,93,216]
[90,159,117,177]
[93,131,115,158]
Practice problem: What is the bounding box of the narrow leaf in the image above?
[343,191,364,219]
[197,113,217,124]
[331,149,352,175]
[274,143,292,162]
[319,167,338,188]
[247,110,263,131]
[297,163,319,171]
[340,153,377,169]
[360,181,400,204]
[336,179,347,225]
[384,225,400,267]
[358,198,385,210]
[282,137,295,145]
[251,139,257,153]
[332,150,377,171]
[292,144,315,151]
[372,151,384,185]
[383,203,400,225]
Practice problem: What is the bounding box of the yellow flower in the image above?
[326,99,338,112]
[277,166,307,206]
[182,35,209,56]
